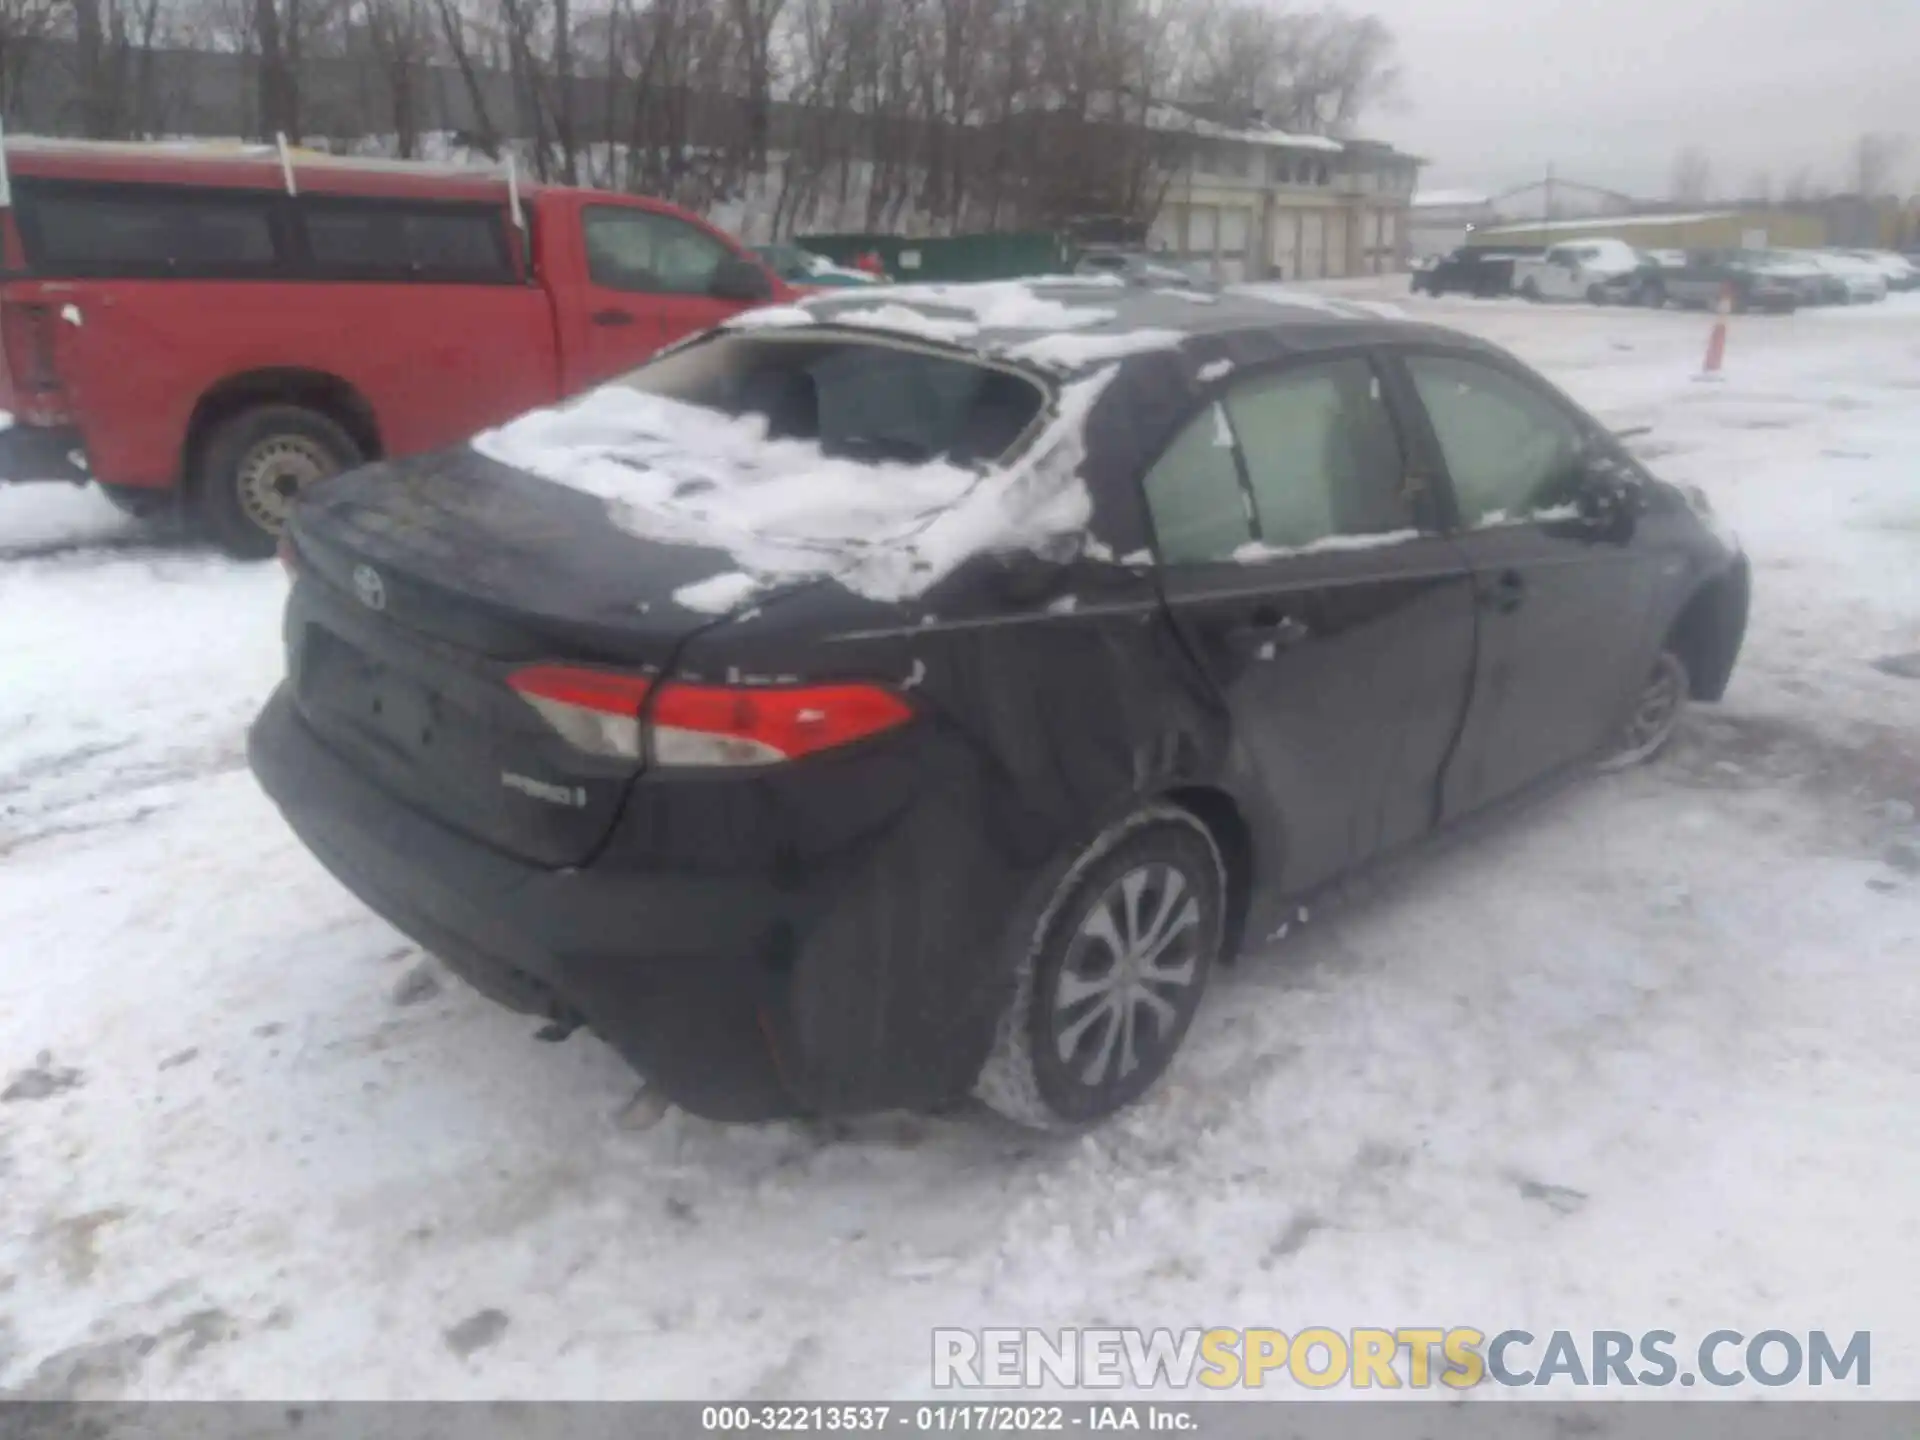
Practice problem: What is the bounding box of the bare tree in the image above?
[433,0,502,158]
[1670,146,1712,204]
[360,0,433,157]
[1189,2,1398,135]
[1743,170,1772,203]
[1851,131,1907,197]
[0,0,57,118]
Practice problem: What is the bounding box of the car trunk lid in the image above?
[285,450,793,867]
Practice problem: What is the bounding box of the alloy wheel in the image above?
[1604,651,1688,769]
[1049,862,1203,1090]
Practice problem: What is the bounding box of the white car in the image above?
[1837,249,1919,292]
[1801,252,1889,304]
[1511,239,1642,304]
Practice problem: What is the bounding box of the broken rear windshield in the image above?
[621,333,1047,468]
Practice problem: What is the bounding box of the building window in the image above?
[1314,162,1330,187]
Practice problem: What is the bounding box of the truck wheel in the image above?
[1520,278,1542,302]
[1586,282,1608,305]
[975,804,1225,1130]
[195,405,362,559]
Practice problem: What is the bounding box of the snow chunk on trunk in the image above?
[673,571,761,614]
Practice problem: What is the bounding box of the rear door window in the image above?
[299,199,514,282]
[1223,358,1413,547]
[1142,402,1255,563]
[16,182,281,277]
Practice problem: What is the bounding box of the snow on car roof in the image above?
[724,277,1391,374]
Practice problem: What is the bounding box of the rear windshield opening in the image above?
[621,333,1047,468]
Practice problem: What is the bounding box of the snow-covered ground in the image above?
[2,287,1917,1402]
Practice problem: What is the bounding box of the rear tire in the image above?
[1586,283,1608,305]
[975,805,1225,1130]
[1520,278,1542,302]
[194,404,362,559]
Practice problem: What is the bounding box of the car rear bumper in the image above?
[248,684,1018,1120]
[0,423,88,483]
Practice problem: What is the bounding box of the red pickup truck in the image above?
[0,139,795,555]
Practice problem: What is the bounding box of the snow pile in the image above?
[471,371,1116,606]
[1233,528,1419,563]
[1007,328,1185,369]
[814,302,986,346]
[812,280,1120,336]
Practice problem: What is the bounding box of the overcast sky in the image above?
[1357,0,1920,202]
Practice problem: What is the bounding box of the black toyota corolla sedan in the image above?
[250,281,1750,1129]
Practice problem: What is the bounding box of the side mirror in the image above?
[711,255,775,303]
[1562,454,1643,543]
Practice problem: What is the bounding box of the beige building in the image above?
[1143,109,1422,282]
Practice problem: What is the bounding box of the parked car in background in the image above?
[251,282,1750,1128]
[1409,247,1535,298]
[1757,251,1847,305]
[1511,239,1642,303]
[0,138,792,556]
[1835,249,1920,292]
[1800,251,1889,304]
[1595,250,1672,307]
[1074,246,1218,289]
[1660,250,1810,312]
[752,242,881,288]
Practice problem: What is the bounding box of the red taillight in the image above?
[651,681,915,766]
[505,664,914,767]
[0,301,70,422]
[508,664,654,761]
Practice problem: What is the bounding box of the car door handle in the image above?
[1480,569,1526,613]
[1229,609,1313,652]
[591,308,636,327]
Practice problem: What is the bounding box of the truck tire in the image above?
[1586,282,1609,305]
[975,804,1225,1130]
[1520,278,1542,302]
[195,404,363,559]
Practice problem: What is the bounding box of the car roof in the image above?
[794,279,1461,378]
[735,278,1509,549]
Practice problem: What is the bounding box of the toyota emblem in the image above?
[352,564,386,611]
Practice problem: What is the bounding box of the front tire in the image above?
[1587,283,1609,305]
[1602,650,1689,770]
[195,404,362,559]
[975,805,1225,1130]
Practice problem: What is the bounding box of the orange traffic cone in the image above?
[1699,282,1732,377]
